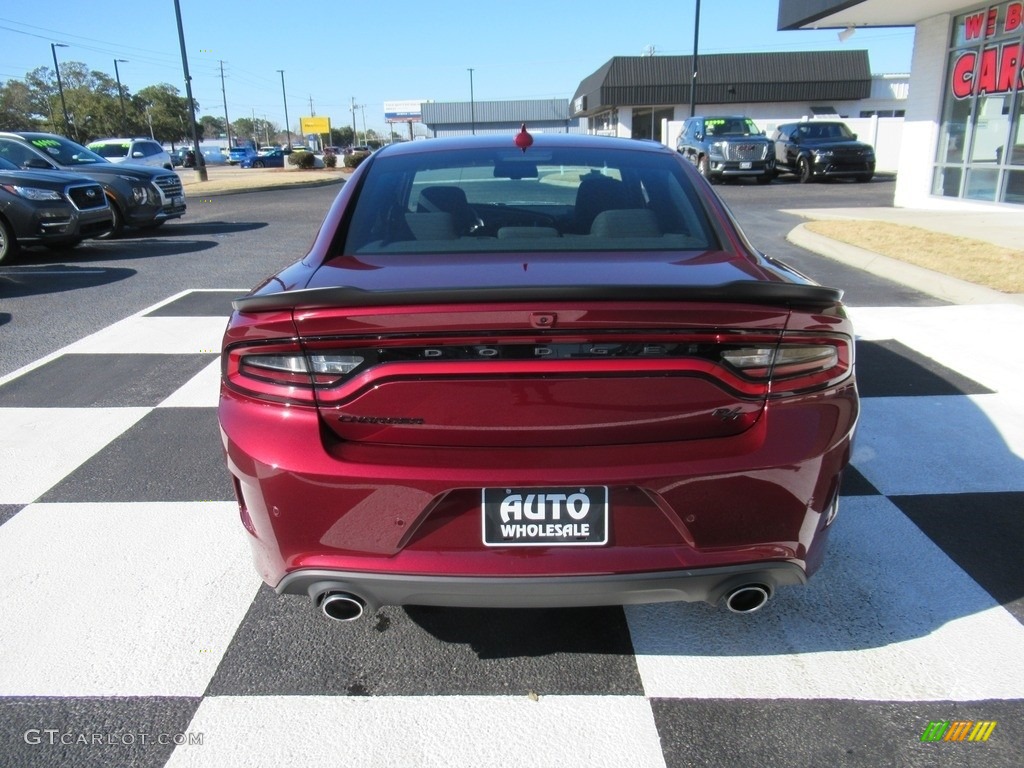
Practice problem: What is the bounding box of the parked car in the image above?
[675,115,775,184]
[0,131,185,237]
[228,146,258,165]
[169,147,191,167]
[772,120,875,183]
[0,156,112,262]
[241,147,285,168]
[218,130,858,622]
[200,148,229,165]
[86,138,174,170]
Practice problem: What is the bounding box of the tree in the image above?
[199,114,225,143]
[330,126,354,147]
[136,85,195,144]
[231,117,277,147]
[0,80,40,131]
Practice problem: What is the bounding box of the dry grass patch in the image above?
[803,219,1024,293]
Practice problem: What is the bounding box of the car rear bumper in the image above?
[220,380,857,607]
[276,561,809,611]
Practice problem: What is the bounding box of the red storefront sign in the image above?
[951,2,1024,98]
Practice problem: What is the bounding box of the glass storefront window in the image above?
[965,167,1000,200]
[969,93,1012,164]
[933,2,1024,204]
[1003,169,1024,201]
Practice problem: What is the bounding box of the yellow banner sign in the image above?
[300,116,331,134]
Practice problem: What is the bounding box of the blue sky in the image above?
[0,0,915,135]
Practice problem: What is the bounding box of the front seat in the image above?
[572,174,633,233]
[416,186,482,235]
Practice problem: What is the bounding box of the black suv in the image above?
[675,116,774,184]
[0,132,186,237]
[771,121,875,183]
[0,156,112,262]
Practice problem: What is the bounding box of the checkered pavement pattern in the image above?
[1,290,1022,768]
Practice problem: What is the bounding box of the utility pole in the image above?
[279,70,292,149]
[689,0,701,117]
[220,60,232,147]
[173,0,206,180]
[113,59,128,135]
[351,96,358,143]
[309,95,314,115]
[467,68,476,135]
[50,43,71,137]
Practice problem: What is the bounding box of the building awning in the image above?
[777,0,967,30]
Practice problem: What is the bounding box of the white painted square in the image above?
[0,408,150,504]
[848,304,1024,394]
[853,394,1024,495]
[626,495,1024,701]
[63,316,227,355]
[165,695,666,768]
[158,359,222,408]
[0,502,261,696]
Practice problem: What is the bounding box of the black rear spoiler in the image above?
[232,281,843,313]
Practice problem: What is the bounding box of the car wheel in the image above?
[697,155,718,183]
[0,218,19,263]
[96,201,125,240]
[253,160,265,168]
[797,156,813,184]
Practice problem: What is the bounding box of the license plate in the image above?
[739,161,752,170]
[482,486,608,546]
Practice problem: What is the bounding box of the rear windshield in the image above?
[340,145,717,255]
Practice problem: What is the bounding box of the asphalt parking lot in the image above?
[1,178,1021,767]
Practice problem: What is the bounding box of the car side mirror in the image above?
[851,133,858,140]
[132,151,144,158]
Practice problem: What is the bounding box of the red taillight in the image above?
[720,333,852,396]
[224,342,366,405]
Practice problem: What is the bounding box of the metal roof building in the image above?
[572,51,871,114]
[421,99,584,137]
[569,50,874,143]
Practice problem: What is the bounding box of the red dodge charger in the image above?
[218,130,858,621]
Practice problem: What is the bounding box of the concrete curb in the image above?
[179,176,346,197]
[787,223,1024,306]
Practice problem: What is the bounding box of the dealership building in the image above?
[780,0,1024,208]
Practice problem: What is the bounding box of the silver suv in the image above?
[675,116,775,184]
[87,138,174,170]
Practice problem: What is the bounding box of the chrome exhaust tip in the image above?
[318,591,366,622]
[724,584,771,614]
